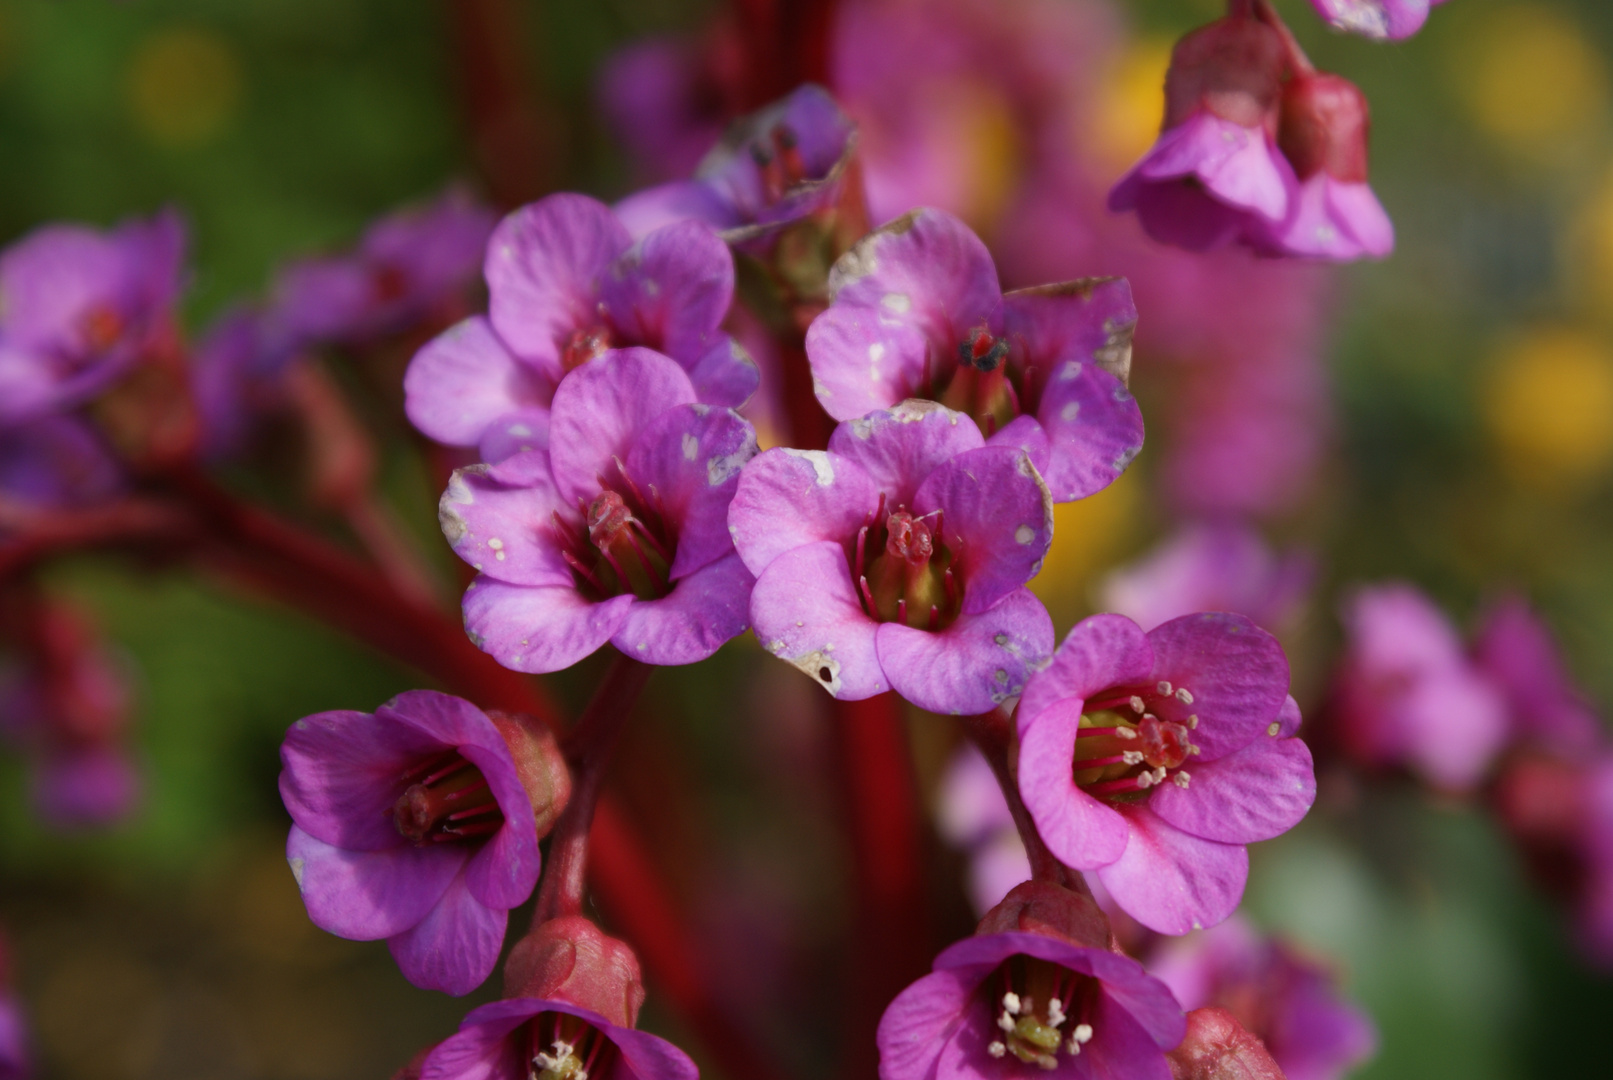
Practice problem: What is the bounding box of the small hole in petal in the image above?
[818,667,833,682]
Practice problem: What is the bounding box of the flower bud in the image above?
[975,879,1112,951]
[487,710,572,839]
[1163,17,1287,133]
[1278,74,1371,183]
[503,916,647,1030]
[1166,1007,1285,1080]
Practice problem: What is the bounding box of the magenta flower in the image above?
[405,193,756,462]
[440,347,756,673]
[877,929,1185,1079]
[279,690,544,995]
[1016,612,1314,934]
[1254,74,1393,261]
[271,186,495,349]
[0,418,121,512]
[1149,917,1377,1080]
[420,998,697,1080]
[1473,595,1602,756]
[614,83,858,243]
[1308,0,1447,41]
[805,209,1144,503]
[1108,17,1294,253]
[729,401,1054,714]
[1332,583,1508,790]
[597,37,734,186]
[0,209,184,426]
[1098,523,1312,634]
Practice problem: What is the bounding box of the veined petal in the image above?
[876,587,1053,715]
[750,540,887,699]
[1095,804,1248,935]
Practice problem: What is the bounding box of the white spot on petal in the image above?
[881,292,911,313]
[682,433,699,460]
[1015,525,1035,544]
[783,448,836,486]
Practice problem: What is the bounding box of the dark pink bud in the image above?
[488,710,572,839]
[503,916,647,1030]
[1167,1007,1285,1080]
[976,880,1112,951]
[1279,73,1371,182]
[1164,17,1287,132]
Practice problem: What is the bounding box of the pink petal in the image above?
[1018,613,1153,732]
[914,445,1051,614]
[547,347,697,506]
[439,456,576,589]
[286,825,465,940]
[279,709,445,851]
[462,578,635,673]
[825,401,985,508]
[1017,701,1130,869]
[728,447,880,577]
[404,316,555,447]
[804,303,932,421]
[611,551,754,665]
[599,219,734,366]
[686,335,760,409]
[1145,613,1290,760]
[388,865,507,995]
[1149,735,1315,844]
[876,587,1054,715]
[877,967,982,1080]
[1095,804,1248,934]
[749,540,888,699]
[623,402,756,580]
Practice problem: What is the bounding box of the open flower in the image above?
[405,194,757,462]
[279,691,561,995]
[1108,16,1292,253]
[805,209,1144,503]
[423,916,696,1080]
[729,400,1054,714]
[1331,583,1508,790]
[270,185,495,350]
[1148,916,1377,1080]
[0,209,184,426]
[1016,612,1314,934]
[879,882,1185,1079]
[1473,594,1603,757]
[440,347,757,673]
[614,83,859,244]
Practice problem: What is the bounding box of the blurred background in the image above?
[2,0,1612,1077]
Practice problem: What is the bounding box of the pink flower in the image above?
[1255,74,1393,261]
[0,209,184,426]
[1148,917,1377,1080]
[1473,595,1602,757]
[1098,522,1312,634]
[440,348,757,673]
[728,400,1054,714]
[1307,0,1446,41]
[279,691,567,995]
[422,917,697,1080]
[405,194,756,462]
[1331,583,1509,790]
[1108,16,1294,254]
[1016,612,1314,934]
[878,882,1185,1079]
[805,208,1144,503]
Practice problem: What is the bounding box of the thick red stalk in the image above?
[734,0,841,106]
[830,691,930,1080]
[533,651,653,924]
[961,706,1085,892]
[778,334,835,452]
[1253,0,1317,77]
[439,0,557,207]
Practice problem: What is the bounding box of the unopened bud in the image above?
[1278,73,1371,182]
[976,880,1111,951]
[503,916,646,1030]
[1163,17,1287,132]
[487,711,572,839]
[1166,1007,1284,1080]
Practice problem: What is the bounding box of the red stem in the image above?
[961,706,1086,893]
[1253,0,1317,77]
[830,691,930,1080]
[533,651,653,924]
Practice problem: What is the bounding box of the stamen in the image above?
[1076,725,1130,739]
[1157,681,1173,695]
[998,1010,1017,1034]
[1114,726,1138,740]
[1187,715,1199,729]
[987,1042,1007,1058]
[1175,688,1194,704]
[1130,695,1146,713]
[1002,992,1022,1015]
[1072,1024,1093,1044]
[1120,751,1144,765]
[1174,771,1192,788]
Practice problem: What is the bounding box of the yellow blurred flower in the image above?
[1030,467,1142,627]
[1450,5,1608,161]
[128,27,244,147]
[1484,326,1613,488]
[1567,168,1613,317]
[1089,37,1172,174]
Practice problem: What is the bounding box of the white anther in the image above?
[988,1042,1007,1059]
[1267,721,1281,736]
[1073,1024,1093,1044]
[1115,726,1138,740]
[999,1010,1017,1033]
[1157,681,1172,695]
[1136,771,1154,789]
[1002,991,1022,1015]
[1153,766,1168,784]
[1129,695,1146,713]
[1187,715,1199,729]
[1175,688,1194,704]
[1047,999,1067,1028]
[1189,745,1201,756]
[1122,750,1144,765]
[1142,714,1158,724]
[1066,1037,1083,1055]
[1174,771,1192,788]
